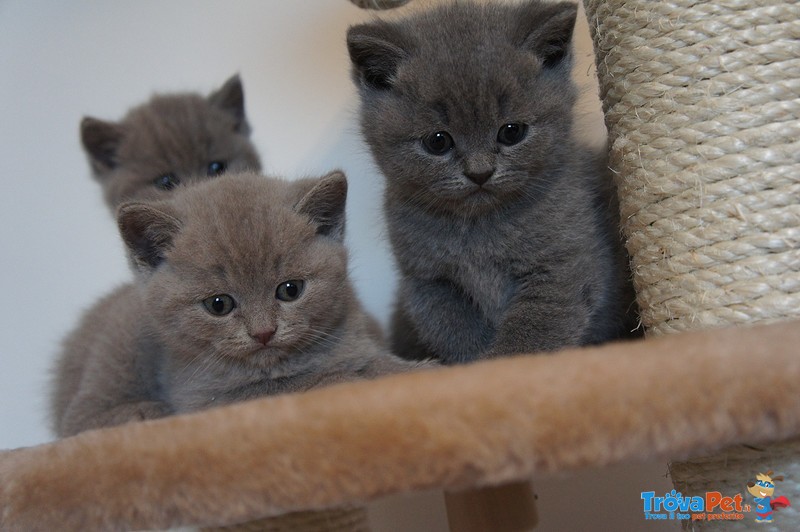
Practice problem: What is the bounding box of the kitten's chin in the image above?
[238,346,285,369]
[435,187,506,217]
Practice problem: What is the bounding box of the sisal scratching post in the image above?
[583,0,800,527]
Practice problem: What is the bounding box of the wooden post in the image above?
[445,480,538,532]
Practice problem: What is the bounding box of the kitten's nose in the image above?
[251,329,275,346]
[465,168,494,186]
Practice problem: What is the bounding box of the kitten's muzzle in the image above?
[464,168,494,186]
[251,329,275,346]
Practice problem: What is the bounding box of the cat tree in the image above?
[1,0,798,530]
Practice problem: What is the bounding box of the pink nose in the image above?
[251,330,275,346]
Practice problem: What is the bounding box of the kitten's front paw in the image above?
[483,343,535,359]
[134,401,171,421]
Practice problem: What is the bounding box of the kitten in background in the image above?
[50,171,432,438]
[81,75,262,211]
[348,0,639,364]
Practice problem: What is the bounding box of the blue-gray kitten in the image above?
[81,75,261,212]
[348,0,638,363]
[51,172,431,437]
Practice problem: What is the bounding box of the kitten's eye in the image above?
[422,131,454,155]
[207,160,227,176]
[154,173,180,190]
[497,123,528,146]
[275,280,305,302]
[202,294,237,316]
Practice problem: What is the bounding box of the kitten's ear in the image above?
[347,22,409,91]
[80,117,125,173]
[295,171,348,241]
[117,203,182,270]
[514,1,577,72]
[208,74,250,134]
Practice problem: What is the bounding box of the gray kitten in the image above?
[347,0,638,363]
[80,75,262,211]
[51,171,430,438]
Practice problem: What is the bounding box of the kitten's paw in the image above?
[134,401,171,421]
[483,344,529,359]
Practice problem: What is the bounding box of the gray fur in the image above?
[347,0,638,363]
[50,172,432,437]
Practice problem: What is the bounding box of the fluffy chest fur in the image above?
[387,168,608,324]
[389,202,525,323]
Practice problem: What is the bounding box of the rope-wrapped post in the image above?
[585,0,799,335]
[583,0,799,527]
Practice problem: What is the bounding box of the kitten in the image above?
[80,75,262,211]
[50,171,431,438]
[347,0,638,363]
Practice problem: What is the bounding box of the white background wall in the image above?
[0,1,673,530]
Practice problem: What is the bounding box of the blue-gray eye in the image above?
[207,160,227,176]
[276,280,305,302]
[154,173,180,190]
[202,294,236,316]
[422,131,454,155]
[497,123,528,146]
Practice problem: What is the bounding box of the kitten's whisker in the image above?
[294,328,343,351]
[181,344,228,383]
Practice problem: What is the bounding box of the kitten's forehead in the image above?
[120,95,235,164]
[181,177,309,246]
[164,174,328,283]
[405,54,527,119]
[395,7,540,123]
